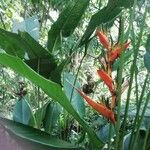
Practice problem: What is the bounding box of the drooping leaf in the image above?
[63,73,85,118]
[43,102,62,133]
[13,97,36,127]
[144,52,150,72]
[47,0,90,52]
[80,6,122,46]
[0,29,57,79]
[0,29,48,59]
[0,117,83,150]
[0,53,103,148]
[18,31,53,59]
[80,0,134,46]
[19,31,57,78]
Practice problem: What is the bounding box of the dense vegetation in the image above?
[0,0,150,149]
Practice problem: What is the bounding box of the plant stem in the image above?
[108,123,113,150]
[37,58,40,108]
[129,73,149,150]
[120,4,147,146]
[115,15,125,150]
[142,121,150,150]
[135,66,139,110]
[133,91,150,150]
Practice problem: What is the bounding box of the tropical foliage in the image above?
[0,0,150,149]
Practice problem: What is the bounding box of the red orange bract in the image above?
[96,30,110,51]
[76,86,115,124]
[97,69,114,93]
[109,41,130,63]
[67,81,116,124]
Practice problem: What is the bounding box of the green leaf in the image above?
[0,117,83,150]
[13,97,36,127]
[118,0,134,8]
[50,59,69,85]
[80,5,122,46]
[43,102,62,133]
[19,32,57,78]
[0,29,57,78]
[80,0,134,46]
[25,56,57,79]
[0,53,103,148]
[0,29,47,59]
[47,0,90,52]
[34,102,50,128]
[19,31,52,58]
[63,73,85,118]
[144,52,150,72]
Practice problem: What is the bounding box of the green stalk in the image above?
[115,15,125,150]
[127,6,148,149]
[135,66,139,110]
[129,74,149,150]
[114,1,137,147]
[120,5,147,144]
[108,123,113,150]
[36,58,42,129]
[132,91,150,150]
[37,58,40,108]
[142,122,150,150]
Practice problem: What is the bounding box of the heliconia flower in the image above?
[97,69,114,93]
[109,41,130,63]
[75,88,115,124]
[67,80,116,124]
[96,30,110,51]
[79,90,115,124]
